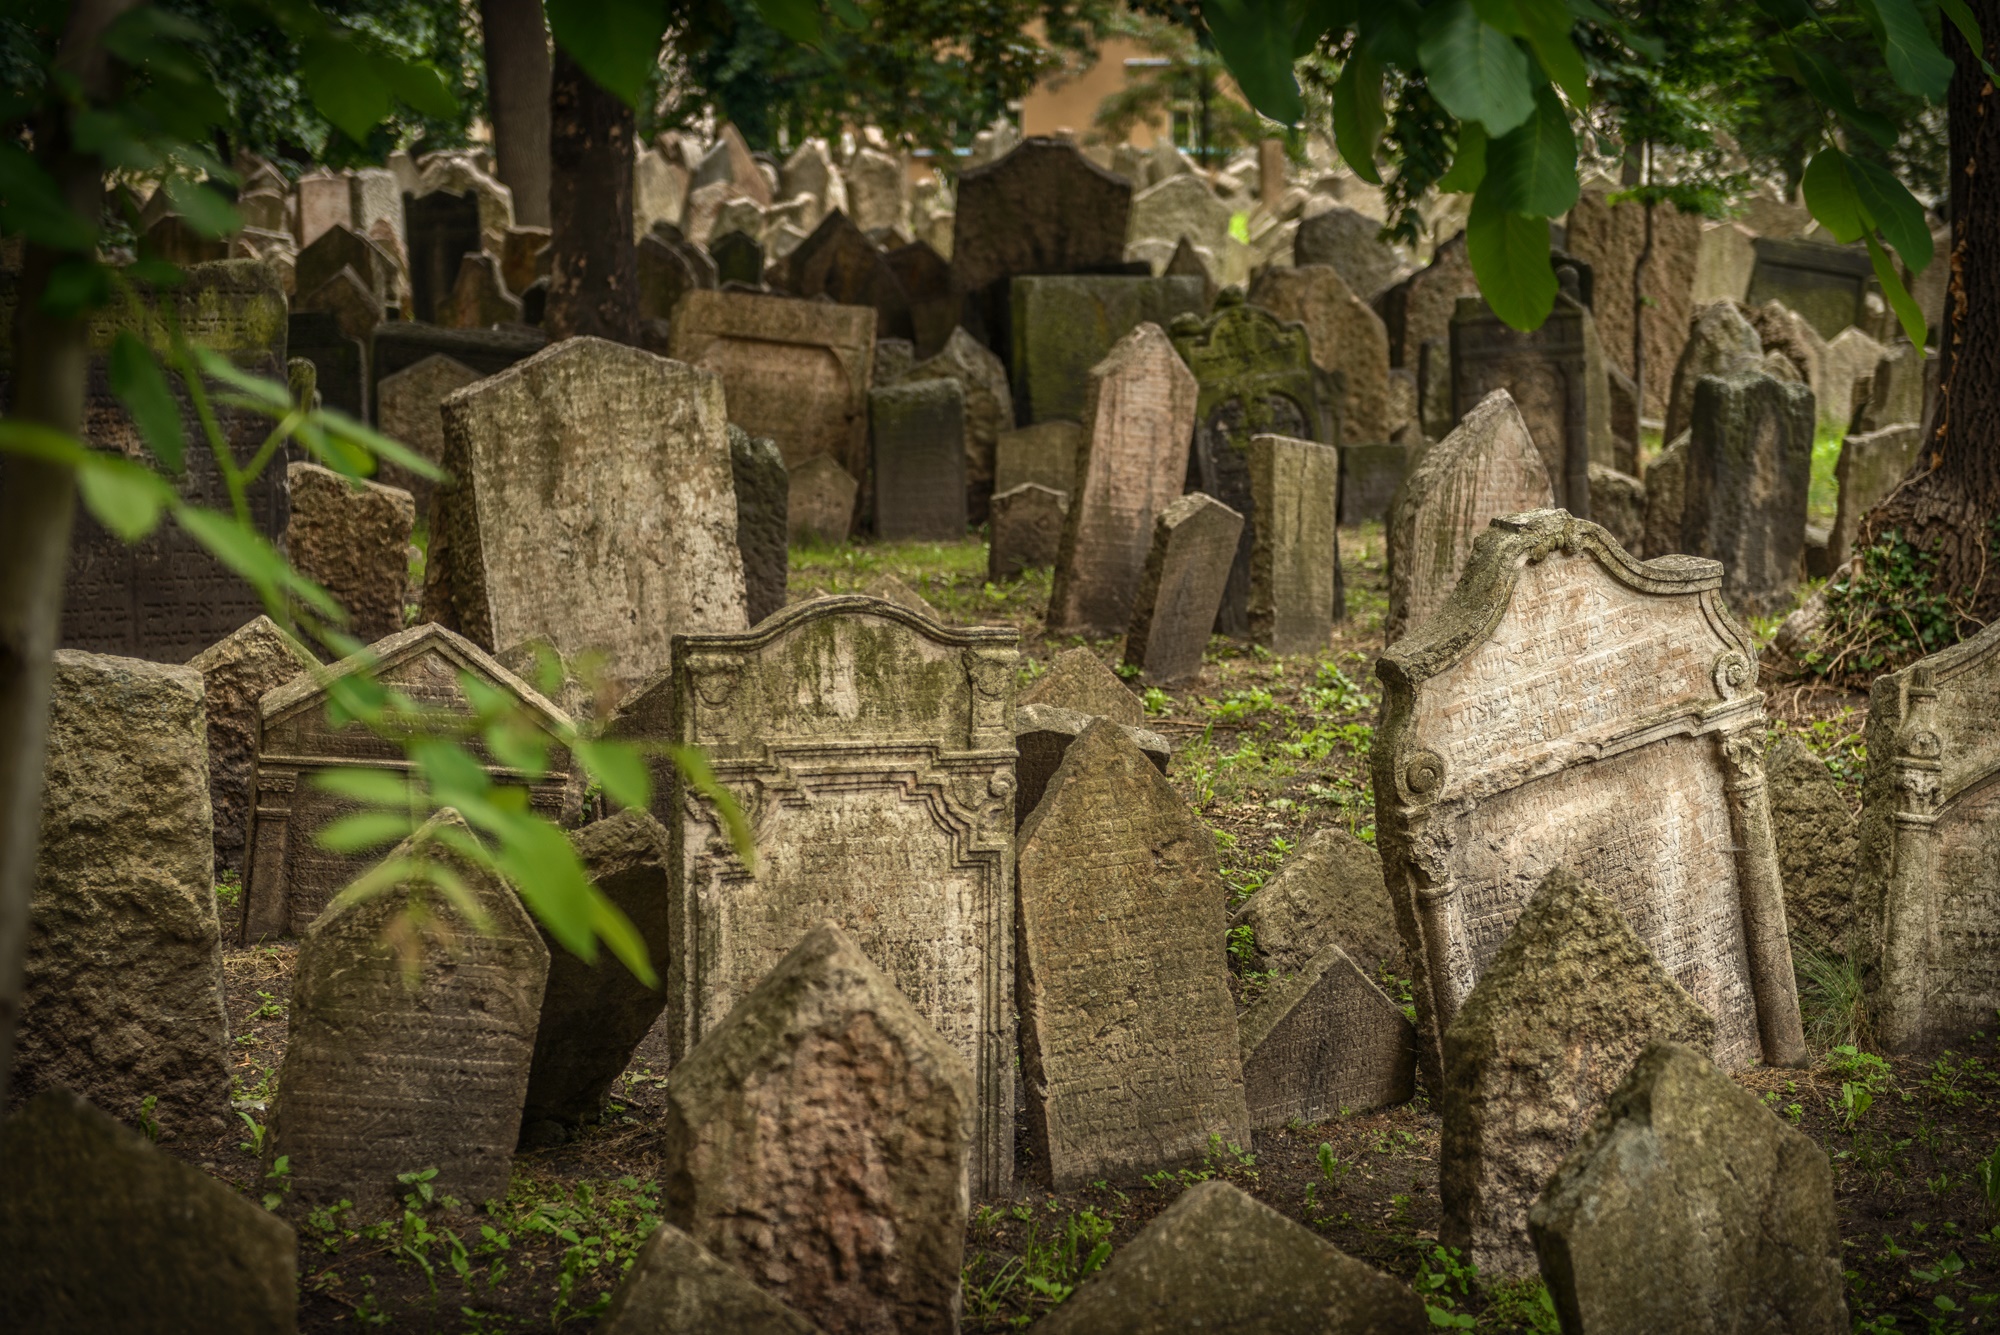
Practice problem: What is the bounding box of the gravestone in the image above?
[785,453,858,544]
[1033,1181,1428,1335]
[1441,868,1718,1278]
[1745,236,1874,339]
[1229,825,1400,977]
[1384,390,1553,642]
[873,338,916,386]
[1162,234,1219,305]
[669,289,876,478]
[1128,172,1233,256]
[1013,703,1170,829]
[861,573,942,620]
[1008,274,1206,426]
[403,189,482,322]
[424,337,748,690]
[622,597,1019,1196]
[633,148,690,236]
[598,1224,820,1335]
[500,225,551,297]
[1240,943,1417,1127]
[870,378,967,540]
[0,1090,298,1333]
[661,923,971,1335]
[1293,205,1406,302]
[693,124,772,207]
[416,155,516,253]
[1450,295,1591,513]
[522,810,673,1132]
[296,267,385,369]
[988,482,1068,581]
[296,169,352,245]
[728,424,789,624]
[1017,720,1250,1187]
[638,230,708,322]
[711,229,766,287]
[1566,190,1704,418]
[1376,232,1480,368]
[1853,342,1932,434]
[1859,616,2000,1051]
[994,419,1084,496]
[437,251,523,328]
[846,147,908,234]
[1375,508,1809,1087]
[1831,424,1923,568]
[1641,432,1690,559]
[1820,326,1888,434]
[15,652,232,1131]
[371,320,545,393]
[271,810,549,1216]
[373,352,481,512]
[1046,324,1199,635]
[784,211,913,342]
[781,139,847,219]
[1339,442,1409,524]
[1587,462,1646,555]
[884,240,957,358]
[243,624,574,938]
[1121,492,1244,687]
[187,616,315,880]
[295,223,398,306]
[1681,370,1814,618]
[1529,1042,1847,1332]
[1022,645,1144,725]
[895,325,1013,520]
[286,310,365,418]
[1765,734,1859,951]
[1173,299,1338,635]
[1248,434,1341,654]
[285,462,415,645]
[1248,264,1393,442]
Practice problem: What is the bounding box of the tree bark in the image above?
[481,0,551,228]
[0,0,138,1114]
[545,47,637,343]
[1858,0,2000,619]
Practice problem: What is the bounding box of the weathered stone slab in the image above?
[374,352,481,513]
[1046,324,1198,636]
[285,462,415,645]
[287,310,365,419]
[1034,1180,1429,1335]
[669,289,876,478]
[1831,424,1923,568]
[1821,327,1888,434]
[710,229,766,287]
[1013,703,1169,830]
[296,223,398,307]
[895,325,1013,518]
[1450,295,1591,513]
[1248,433,1340,654]
[296,266,384,359]
[884,239,957,358]
[1008,274,1207,426]
[1745,235,1874,340]
[296,169,352,246]
[1293,205,1407,302]
[1765,734,1858,951]
[1586,462,1646,555]
[1566,190,1703,419]
[1022,646,1144,725]
[728,424,789,624]
[188,617,315,880]
[1681,370,1814,619]
[622,597,1018,1195]
[1641,431,1690,559]
[1376,232,1479,369]
[1121,492,1243,687]
[598,1223,821,1335]
[1248,264,1392,442]
[994,419,1083,496]
[638,230,707,322]
[1240,942,1416,1127]
[1339,442,1409,525]
[1375,510,1808,1086]
[424,337,748,689]
[501,224,551,298]
[692,125,772,207]
[988,482,1067,581]
[1529,1042,1847,1332]
[786,453,858,545]
[16,652,231,1131]
[1441,868,1717,1278]
[1017,719,1249,1187]
[1852,341,1932,434]
[1229,826,1400,977]
[1385,390,1553,642]
[661,923,971,1335]
[784,211,913,343]
[0,1090,298,1333]
[244,624,574,938]
[371,320,545,396]
[437,251,523,328]
[870,378,967,540]
[416,155,516,253]
[271,809,549,1216]
[403,188,483,322]
[1128,172,1232,256]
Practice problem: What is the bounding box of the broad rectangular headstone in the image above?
[285,462,415,645]
[1121,492,1243,686]
[786,453,857,545]
[373,351,481,513]
[870,378,967,540]
[994,419,1084,495]
[1681,370,1814,618]
[1248,433,1340,654]
[1248,264,1394,442]
[1450,295,1591,513]
[1008,274,1206,425]
[988,481,1067,581]
[1339,442,1409,525]
[1830,423,1923,569]
[1240,943,1416,1128]
[1745,236,1873,340]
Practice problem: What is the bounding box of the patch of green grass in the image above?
[1810,427,1843,528]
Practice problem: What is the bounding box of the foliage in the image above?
[1092,8,1270,164]
[963,1199,1115,1326]
[1799,525,1991,680]
[1796,944,1870,1054]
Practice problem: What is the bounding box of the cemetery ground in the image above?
[160,520,2000,1332]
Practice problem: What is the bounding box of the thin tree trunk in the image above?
[0,0,138,1114]
[545,47,637,343]
[481,0,551,228]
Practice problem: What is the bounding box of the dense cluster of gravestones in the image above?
[0,125,1967,1331]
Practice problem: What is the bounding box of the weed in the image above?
[962,1204,1116,1325]
[1484,1278,1563,1333]
[137,1094,159,1143]
[263,1154,291,1211]
[1796,948,1868,1054]
[1140,686,1171,715]
[1827,1045,1894,1094]
[237,1108,268,1156]
[248,990,286,1021]
[1413,1245,1477,1328]
[214,867,242,908]
[1975,1145,2000,1223]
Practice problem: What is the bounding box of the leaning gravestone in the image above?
[0,1090,298,1334]
[401,188,482,322]
[598,1224,820,1335]
[1384,390,1553,643]
[994,419,1084,496]
[1248,434,1340,654]
[1034,1180,1429,1335]
[243,624,574,938]
[1247,263,1393,443]
[1240,942,1416,1128]
[870,378,967,540]
[1046,323,1199,636]
[1376,232,1480,369]
[1292,205,1407,302]
[1022,645,1145,725]
[1831,424,1923,569]
[424,337,747,690]
[187,616,315,881]
[1664,300,1767,443]
[895,324,1015,519]
[1529,1042,1847,1332]
[1681,370,1814,619]
[1450,295,1592,513]
[285,462,415,645]
[1013,704,1171,829]
[1441,868,1717,1279]
[1017,719,1250,1187]
[661,923,972,1335]
[1765,734,1859,949]
[1229,825,1400,978]
[988,482,1068,581]
[436,251,523,328]
[271,810,549,1217]
[373,352,480,512]
[784,211,914,343]
[1122,492,1244,687]
[728,424,789,624]
[287,310,365,419]
[618,596,1019,1196]
[637,229,708,322]
[1376,510,1809,1086]
[15,652,232,1131]
[786,453,858,544]
[1008,274,1206,425]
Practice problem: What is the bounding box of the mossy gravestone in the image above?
[1008,274,1206,425]
[1248,433,1341,655]
[597,1223,820,1334]
[1765,734,1858,950]
[1682,370,1815,619]
[1229,825,1400,977]
[270,810,550,1217]
[1018,719,1250,1187]
[728,424,789,625]
[1020,645,1144,726]
[1529,1042,1847,1333]
[1441,868,1716,1278]
[662,923,971,1335]
[1240,943,1416,1128]
[870,377,967,540]
[0,1090,298,1333]
[284,461,416,646]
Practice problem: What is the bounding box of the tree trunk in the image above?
[0,0,138,1113]
[545,47,637,343]
[1858,0,2000,619]
[481,0,551,228]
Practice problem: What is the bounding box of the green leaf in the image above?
[575,739,653,812]
[378,58,459,121]
[495,812,598,960]
[313,767,412,806]
[411,737,498,808]
[589,894,658,988]
[300,36,393,142]
[1508,0,1589,106]
[1332,49,1386,183]
[1872,0,1954,101]
[1435,122,1488,193]
[39,259,112,318]
[1789,45,1899,146]
[0,142,98,251]
[1466,184,1556,329]
[547,0,674,109]
[161,176,240,239]
[316,407,447,481]
[1480,83,1577,215]
[749,0,822,45]
[173,505,342,620]
[315,811,416,853]
[826,0,867,31]
[189,347,294,414]
[1867,234,1929,352]
[78,456,173,541]
[669,745,756,869]
[1755,0,1819,26]
[1936,0,2000,80]
[1848,153,1934,272]
[1801,150,1867,243]
[1419,0,1537,135]
[108,331,185,473]
[1204,0,1307,124]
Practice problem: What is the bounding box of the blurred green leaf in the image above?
[174,505,342,620]
[162,176,240,239]
[1937,0,2000,80]
[316,811,416,853]
[547,0,674,108]
[590,893,659,988]
[1466,184,1556,329]
[0,142,98,250]
[1203,0,1306,124]
[379,58,459,121]
[747,0,822,46]
[313,767,412,807]
[1867,235,1928,352]
[300,36,392,142]
[1419,0,1536,135]
[1481,83,1577,215]
[576,739,653,812]
[1801,149,1866,242]
[495,812,597,960]
[78,456,174,540]
[109,331,186,473]
[1872,0,1954,102]
[317,408,448,481]
[1435,122,1488,193]
[1332,49,1386,183]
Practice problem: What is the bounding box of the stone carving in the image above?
[1248,433,1341,654]
[994,419,1084,496]
[1121,492,1244,687]
[1247,264,1392,443]
[285,462,415,645]
[988,482,1068,581]
[188,617,316,880]
[786,454,859,545]
[870,378,967,540]
[1240,942,1416,1127]
[1009,274,1206,425]
[728,424,789,625]
[598,1224,821,1335]
[1450,295,1592,513]
[1229,825,1401,977]
[1681,370,1814,618]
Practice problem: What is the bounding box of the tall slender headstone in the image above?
[728,424,790,624]
[870,378,967,540]
[894,325,1013,520]
[1121,493,1243,687]
[1680,370,1814,618]
[284,462,415,644]
[1247,434,1340,654]
[187,616,315,880]
[402,189,482,322]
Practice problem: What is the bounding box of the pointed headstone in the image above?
[1240,942,1417,1127]
[1013,703,1171,830]
[1021,645,1143,726]
[1122,492,1243,687]
[187,617,315,881]
[711,229,766,287]
[295,222,398,305]
[1229,826,1399,977]
[598,1223,821,1335]
[988,482,1067,581]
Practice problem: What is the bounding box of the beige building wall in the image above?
[1019,37,1170,147]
